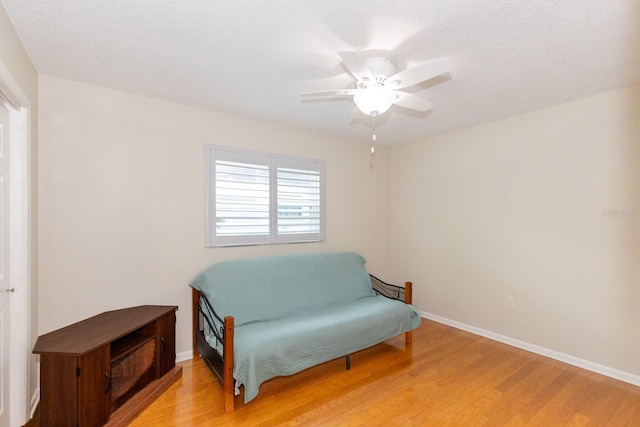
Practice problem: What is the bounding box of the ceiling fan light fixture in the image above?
[354,86,394,116]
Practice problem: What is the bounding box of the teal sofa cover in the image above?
[190,252,421,403]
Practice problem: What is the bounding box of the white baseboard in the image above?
[29,361,40,419]
[421,311,640,388]
[176,350,193,363]
[30,387,39,419]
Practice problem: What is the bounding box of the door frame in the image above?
[0,58,32,427]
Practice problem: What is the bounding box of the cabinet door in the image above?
[78,345,111,427]
[39,355,78,426]
[156,311,176,377]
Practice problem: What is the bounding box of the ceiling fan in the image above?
[301,51,451,118]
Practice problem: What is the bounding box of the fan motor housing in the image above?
[361,57,397,86]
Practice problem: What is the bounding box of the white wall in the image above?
[38,75,391,355]
[36,61,640,384]
[390,84,640,376]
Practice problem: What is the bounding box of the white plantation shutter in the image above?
[206,146,324,247]
[275,158,323,243]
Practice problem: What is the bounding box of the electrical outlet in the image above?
[506,296,516,310]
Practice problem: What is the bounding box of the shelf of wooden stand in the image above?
[110,323,156,362]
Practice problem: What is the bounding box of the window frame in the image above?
[205,145,325,247]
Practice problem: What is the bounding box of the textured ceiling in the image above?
[2,0,640,145]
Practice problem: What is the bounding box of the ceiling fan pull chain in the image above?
[370,114,376,157]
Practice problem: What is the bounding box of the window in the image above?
[206,145,325,247]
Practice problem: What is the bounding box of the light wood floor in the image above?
[27,320,640,426]
[126,320,640,426]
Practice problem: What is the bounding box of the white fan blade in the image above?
[300,89,357,97]
[338,51,376,84]
[392,91,434,112]
[387,58,451,89]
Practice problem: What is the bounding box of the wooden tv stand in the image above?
[33,305,182,427]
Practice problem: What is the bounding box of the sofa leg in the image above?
[345,354,351,370]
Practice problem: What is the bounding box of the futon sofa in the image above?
[190,252,421,412]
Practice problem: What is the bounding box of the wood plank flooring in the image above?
[27,319,640,426]
[130,320,640,426]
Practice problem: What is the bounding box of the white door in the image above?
[0,104,10,427]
